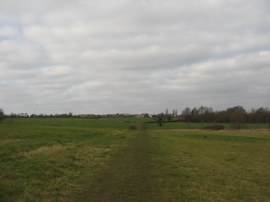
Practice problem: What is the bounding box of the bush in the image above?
[129,124,137,130]
[202,124,224,130]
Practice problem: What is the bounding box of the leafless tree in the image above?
[0,109,4,121]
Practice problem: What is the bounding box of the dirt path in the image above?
[84,131,161,202]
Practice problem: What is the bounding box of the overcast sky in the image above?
[1,0,270,114]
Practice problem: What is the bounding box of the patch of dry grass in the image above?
[23,145,67,158]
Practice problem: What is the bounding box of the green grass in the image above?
[0,121,132,201]
[2,118,269,130]
[147,121,270,130]
[0,118,270,201]
[149,129,270,201]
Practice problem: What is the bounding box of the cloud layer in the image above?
[1,0,270,114]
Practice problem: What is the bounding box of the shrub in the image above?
[202,124,224,130]
[129,124,137,130]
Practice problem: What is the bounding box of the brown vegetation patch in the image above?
[0,139,21,146]
[24,145,68,157]
[202,124,225,130]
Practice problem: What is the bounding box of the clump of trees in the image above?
[180,106,270,123]
[181,106,215,123]
[153,108,178,126]
[155,106,270,128]
[179,106,270,128]
[248,107,270,123]
[0,109,4,121]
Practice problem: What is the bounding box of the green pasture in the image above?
[2,117,269,130]
[0,118,269,201]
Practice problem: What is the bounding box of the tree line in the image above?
[180,106,270,124]
[1,111,149,119]
[153,106,270,128]
[1,106,270,126]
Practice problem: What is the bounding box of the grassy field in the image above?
[0,118,270,201]
[3,117,269,130]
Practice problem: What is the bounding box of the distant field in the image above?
[0,118,269,201]
[2,117,269,130]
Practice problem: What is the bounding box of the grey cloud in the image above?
[0,0,270,114]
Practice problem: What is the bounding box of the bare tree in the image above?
[173,109,178,117]
[0,109,4,121]
[181,107,191,122]
[154,113,165,126]
[228,106,247,129]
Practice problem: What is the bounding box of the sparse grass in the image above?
[0,119,269,201]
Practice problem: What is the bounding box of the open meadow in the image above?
[0,118,270,201]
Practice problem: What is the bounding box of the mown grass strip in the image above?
[71,131,165,202]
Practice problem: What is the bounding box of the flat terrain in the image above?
[0,118,270,201]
